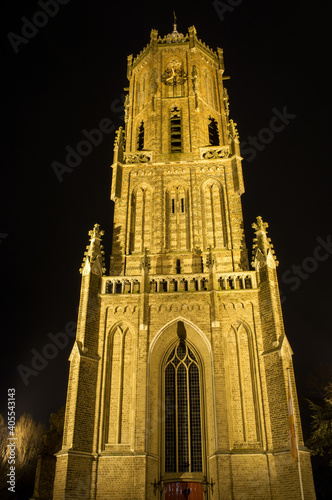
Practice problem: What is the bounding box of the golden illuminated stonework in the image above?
[36,22,317,500]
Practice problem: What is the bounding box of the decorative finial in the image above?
[252,216,269,233]
[80,224,106,276]
[228,120,239,141]
[251,216,279,268]
[165,13,185,42]
[88,223,105,241]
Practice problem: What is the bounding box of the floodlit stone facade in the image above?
[50,23,316,500]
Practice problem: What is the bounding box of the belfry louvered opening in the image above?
[170,107,182,153]
[164,341,203,473]
[137,121,144,150]
[208,117,219,146]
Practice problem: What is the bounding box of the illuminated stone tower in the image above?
[52,22,316,500]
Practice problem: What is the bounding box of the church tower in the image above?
[52,22,316,499]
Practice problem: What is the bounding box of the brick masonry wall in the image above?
[50,27,316,500]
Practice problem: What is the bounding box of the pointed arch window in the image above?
[205,71,216,108]
[202,180,227,249]
[129,185,152,253]
[166,185,189,251]
[170,107,182,153]
[226,323,261,445]
[137,121,144,150]
[208,117,219,146]
[102,324,133,448]
[164,341,202,473]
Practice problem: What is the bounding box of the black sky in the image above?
[1,1,331,428]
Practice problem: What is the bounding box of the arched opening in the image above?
[202,179,227,249]
[164,337,203,474]
[101,323,133,449]
[147,318,216,498]
[129,185,152,253]
[225,322,262,446]
[166,185,190,251]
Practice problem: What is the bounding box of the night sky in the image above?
[1,0,331,434]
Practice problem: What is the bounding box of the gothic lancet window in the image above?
[137,121,144,150]
[208,117,219,146]
[129,186,152,253]
[164,341,203,473]
[202,180,227,249]
[170,107,182,153]
[103,325,133,447]
[205,71,216,108]
[226,323,261,445]
[166,185,189,250]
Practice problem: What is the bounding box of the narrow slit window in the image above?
[176,259,181,274]
[181,198,184,212]
[172,199,175,213]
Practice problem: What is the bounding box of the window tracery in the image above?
[164,341,203,473]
